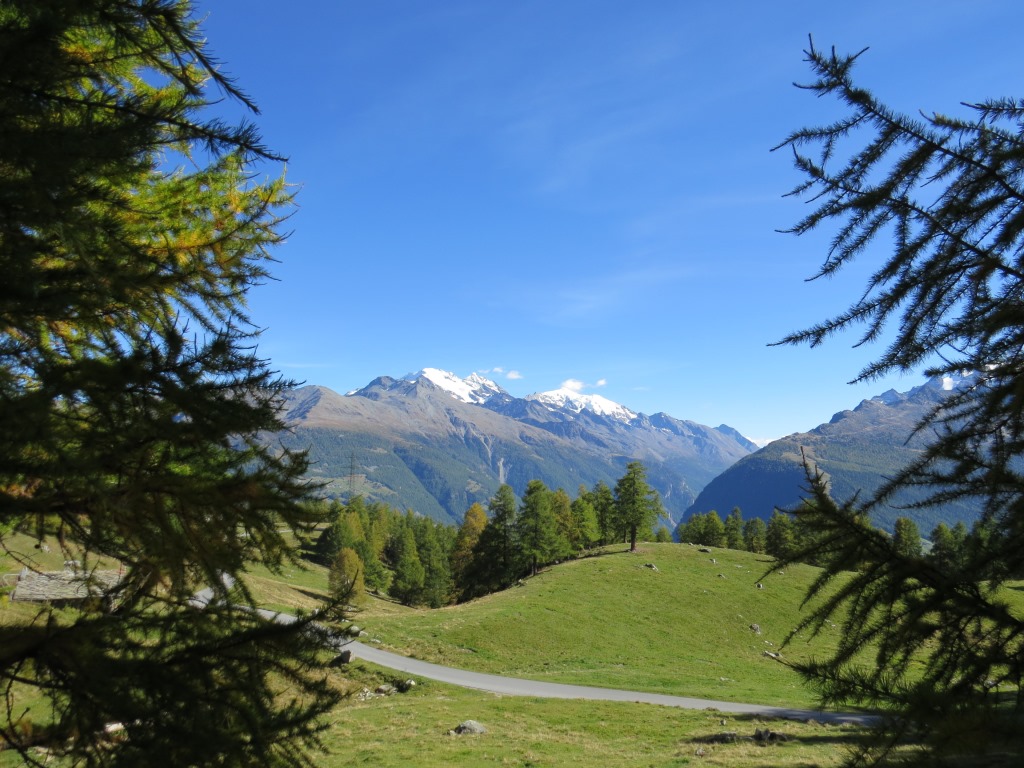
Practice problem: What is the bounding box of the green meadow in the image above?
[3,540,882,766]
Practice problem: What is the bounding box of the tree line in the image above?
[314,461,666,608]
[678,506,973,569]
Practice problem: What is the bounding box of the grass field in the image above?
[358,543,846,710]
[2,538,878,766]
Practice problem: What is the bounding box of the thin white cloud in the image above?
[596,378,607,387]
[506,370,523,380]
[561,378,586,392]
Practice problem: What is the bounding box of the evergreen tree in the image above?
[0,3,337,764]
[465,484,521,596]
[771,40,1024,763]
[654,525,673,543]
[551,488,579,557]
[414,517,453,608]
[570,491,600,551]
[891,517,922,559]
[724,508,745,550]
[588,481,617,545]
[329,547,366,608]
[390,525,425,606]
[743,517,768,554]
[450,502,487,598]
[613,462,664,552]
[516,480,563,576]
[678,511,726,547]
[765,510,795,560]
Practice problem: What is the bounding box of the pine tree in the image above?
[742,517,768,554]
[0,3,337,764]
[465,484,521,596]
[724,508,745,550]
[450,502,487,598]
[765,511,795,559]
[414,517,453,608]
[390,525,425,606]
[613,462,663,552]
[516,480,563,576]
[550,488,578,557]
[570,491,600,551]
[771,39,1024,764]
[891,517,922,559]
[588,481,617,545]
[329,547,366,608]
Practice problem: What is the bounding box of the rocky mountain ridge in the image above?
[680,372,982,533]
[272,369,756,525]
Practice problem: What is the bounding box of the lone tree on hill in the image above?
[614,462,663,552]
[771,38,1024,765]
[0,2,337,765]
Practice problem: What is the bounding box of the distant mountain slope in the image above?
[680,374,982,533]
[272,370,755,526]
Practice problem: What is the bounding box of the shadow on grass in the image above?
[690,712,877,759]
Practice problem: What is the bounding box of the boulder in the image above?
[450,720,487,736]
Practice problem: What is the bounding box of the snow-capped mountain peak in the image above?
[405,368,506,405]
[526,387,637,423]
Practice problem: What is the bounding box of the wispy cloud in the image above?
[506,370,523,380]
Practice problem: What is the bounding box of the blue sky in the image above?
[197,1,1022,444]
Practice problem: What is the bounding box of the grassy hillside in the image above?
[362,543,841,710]
[1,538,882,766]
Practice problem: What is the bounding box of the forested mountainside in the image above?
[682,374,983,532]
[271,370,755,525]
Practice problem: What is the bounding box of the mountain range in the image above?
[272,369,757,526]
[680,373,983,533]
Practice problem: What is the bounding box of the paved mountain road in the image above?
[346,640,875,725]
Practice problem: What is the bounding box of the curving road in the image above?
[200,585,873,726]
[345,640,875,725]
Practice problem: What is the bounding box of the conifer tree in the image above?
[588,481,617,545]
[891,517,922,559]
[724,508,745,550]
[765,510,795,559]
[742,517,768,554]
[450,502,487,598]
[390,525,425,606]
[329,547,366,608]
[0,3,337,764]
[613,462,663,552]
[464,484,521,596]
[772,39,1024,764]
[414,517,453,608]
[550,488,578,557]
[516,480,563,576]
[570,492,600,551]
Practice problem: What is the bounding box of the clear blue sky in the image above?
[196,1,1022,444]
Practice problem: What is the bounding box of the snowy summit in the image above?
[406,368,506,405]
[527,387,637,424]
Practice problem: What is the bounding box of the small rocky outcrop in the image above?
[449,720,487,736]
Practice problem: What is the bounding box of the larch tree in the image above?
[613,462,663,552]
[516,480,562,576]
[742,517,768,554]
[449,502,487,598]
[724,508,745,550]
[466,483,521,595]
[891,517,922,559]
[771,39,1024,764]
[0,2,339,766]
